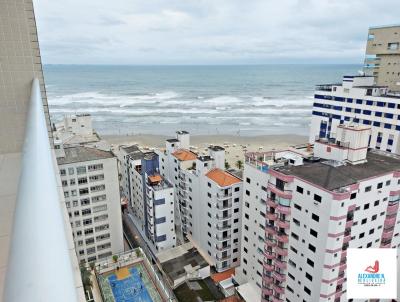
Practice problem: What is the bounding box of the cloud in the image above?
[33,0,400,64]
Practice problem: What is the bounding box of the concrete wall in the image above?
[0,0,52,154]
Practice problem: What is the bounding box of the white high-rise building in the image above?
[56,143,124,263]
[157,132,243,272]
[309,75,400,154]
[116,146,177,253]
[236,125,400,302]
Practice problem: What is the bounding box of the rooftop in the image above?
[206,168,242,187]
[122,144,140,154]
[166,138,180,143]
[209,145,225,152]
[172,149,197,161]
[57,146,114,165]
[275,150,400,191]
[176,130,189,135]
[157,242,209,283]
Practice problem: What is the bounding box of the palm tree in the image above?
[236,160,243,170]
[225,161,230,170]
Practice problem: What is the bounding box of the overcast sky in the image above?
[34,0,400,65]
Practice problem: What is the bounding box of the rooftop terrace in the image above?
[275,150,400,191]
[57,146,114,165]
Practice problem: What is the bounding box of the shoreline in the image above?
[103,133,308,167]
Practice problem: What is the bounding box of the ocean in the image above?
[44,64,360,136]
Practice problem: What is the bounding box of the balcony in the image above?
[267,198,277,208]
[345,220,353,228]
[216,244,231,251]
[272,296,284,302]
[263,276,273,285]
[339,263,346,272]
[216,234,231,241]
[266,213,277,221]
[3,79,80,302]
[264,249,275,259]
[273,284,285,294]
[273,271,286,282]
[217,201,232,210]
[387,202,399,215]
[217,192,232,200]
[216,254,231,261]
[276,233,289,243]
[276,219,289,229]
[276,205,291,215]
[275,246,288,256]
[267,183,292,199]
[216,223,231,231]
[216,213,232,220]
[382,229,394,239]
[384,216,396,227]
[265,225,276,235]
[262,288,273,296]
[263,261,274,272]
[343,234,351,243]
[274,259,287,270]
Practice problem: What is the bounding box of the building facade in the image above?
[117,146,177,253]
[236,125,400,302]
[57,144,124,263]
[364,24,400,91]
[309,75,400,154]
[157,132,243,272]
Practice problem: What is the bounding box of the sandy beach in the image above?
[103,133,308,168]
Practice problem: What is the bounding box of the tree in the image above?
[80,266,93,293]
[225,161,230,170]
[236,160,243,170]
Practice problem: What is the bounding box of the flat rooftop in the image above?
[57,146,114,165]
[122,144,140,154]
[275,150,400,191]
[158,243,209,282]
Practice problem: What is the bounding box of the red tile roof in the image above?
[206,168,241,187]
[172,149,197,161]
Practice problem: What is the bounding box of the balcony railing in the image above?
[4,79,80,302]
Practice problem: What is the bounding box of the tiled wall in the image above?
[0,0,53,154]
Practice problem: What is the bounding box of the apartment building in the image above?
[157,132,243,272]
[364,24,400,91]
[57,143,124,263]
[236,125,400,301]
[117,146,176,253]
[1,1,85,300]
[309,75,400,154]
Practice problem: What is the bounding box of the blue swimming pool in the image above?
[108,267,153,302]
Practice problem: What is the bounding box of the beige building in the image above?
[0,1,84,301]
[364,24,400,91]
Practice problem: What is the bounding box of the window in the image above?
[377,182,383,189]
[361,218,367,225]
[311,213,319,222]
[310,229,318,238]
[304,286,311,295]
[246,177,251,184]
[314,194,321,203]
[364,203,370,210]
[291,232,299,240]
[294,204,302,211]
[60,169,66,176]
[308,244,316,252]
[76,166,86,175]
[296,186,303,194]
[307,258,314,267]
[305,272,313,281]
[350,192,357,199]
[365,186,372,192]
[374,200,379,206]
